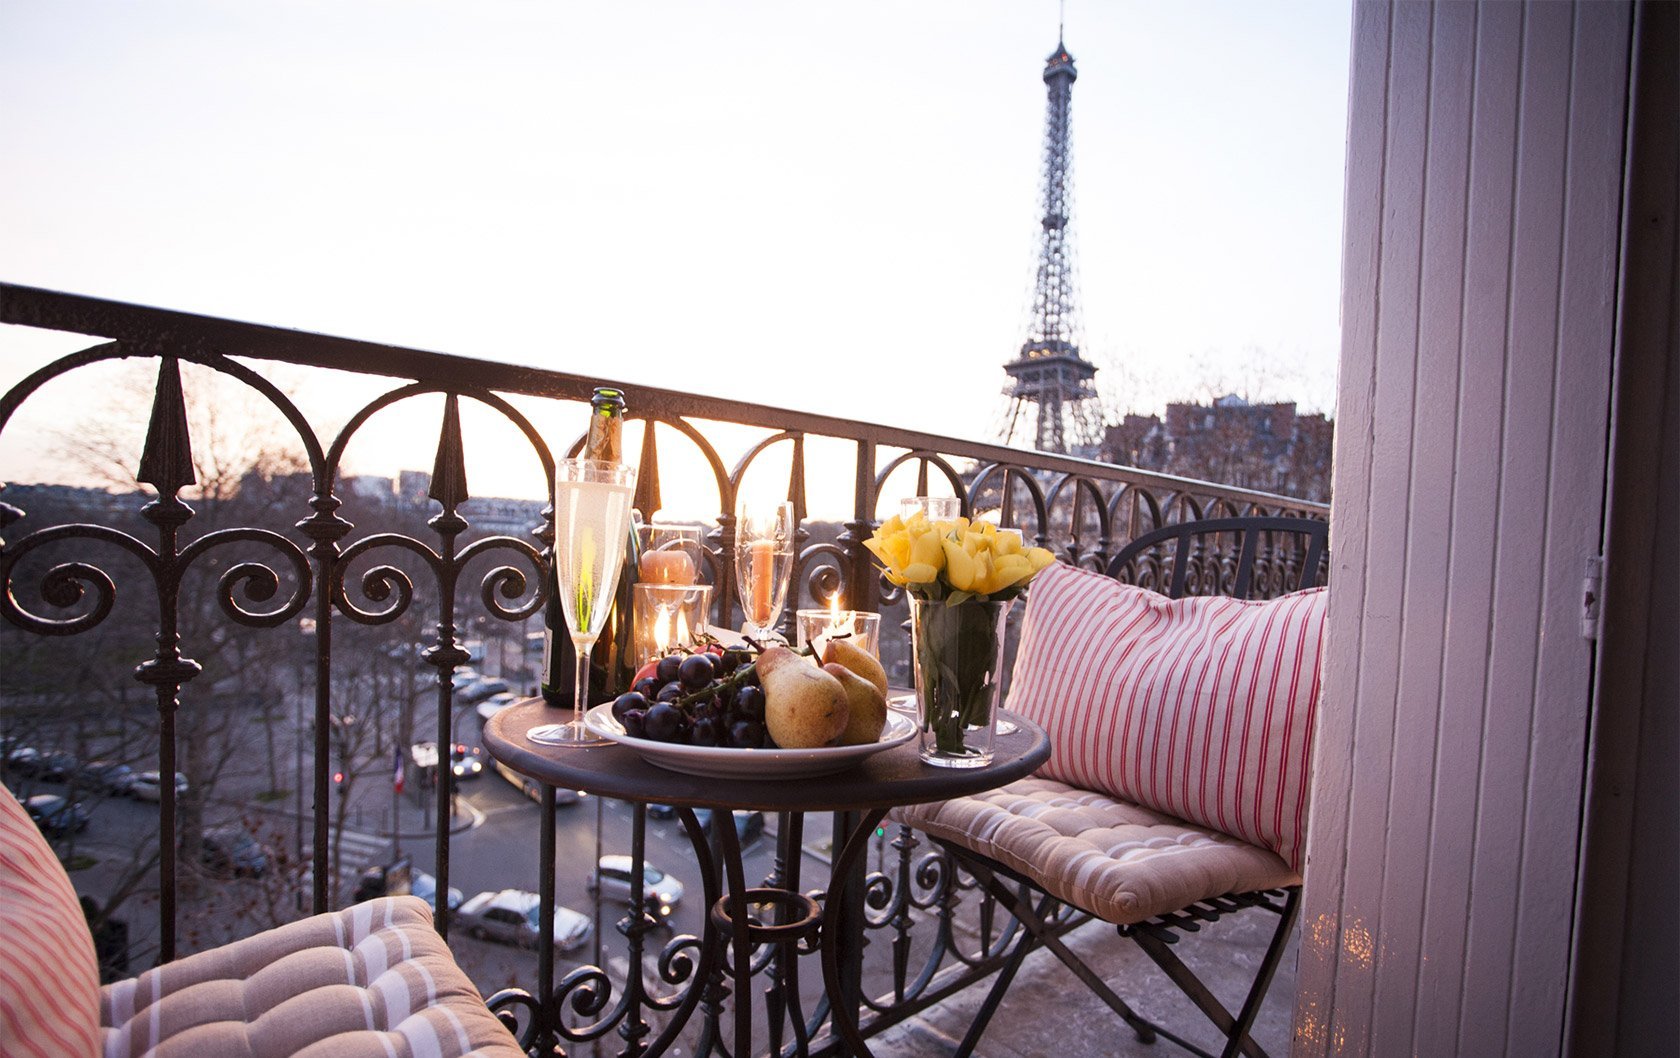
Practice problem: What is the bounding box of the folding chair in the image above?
[892,516,1328,1058]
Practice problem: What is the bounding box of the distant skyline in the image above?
[0,1,1352,507]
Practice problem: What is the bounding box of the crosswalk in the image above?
[300,827,396,896]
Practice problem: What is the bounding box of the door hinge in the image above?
[1581,555,1604,640]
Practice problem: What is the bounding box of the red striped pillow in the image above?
[0,783,100,1058]
[1006,562,1327,870]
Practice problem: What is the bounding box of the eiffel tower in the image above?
[1000,36,1104,456]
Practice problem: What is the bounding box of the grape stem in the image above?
[668,641,818,708]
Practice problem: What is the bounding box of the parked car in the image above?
[493,760,581,806]
[77,760,139,797]
[457,889,591,952]
[588,855,684,920]
[475,692,519,724]
[23,793,91,835]
[458,677,510,704]
[201,828,270,878]
[32,749,79,781]
[352,863,464,912]
[694,809,766,847]
[4,745,42,775]
[449,669,481,691]
[131,771,188,802]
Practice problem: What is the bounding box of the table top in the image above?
[484,699,1049,813]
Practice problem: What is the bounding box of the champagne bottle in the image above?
[541,388,640,707]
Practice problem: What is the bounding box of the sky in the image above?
[0,0,1352,511]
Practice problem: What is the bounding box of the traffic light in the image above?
[333,770,346,793]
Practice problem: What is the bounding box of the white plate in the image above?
[582,703,916,780]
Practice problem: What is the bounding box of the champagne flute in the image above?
[528,458,638,747]
[734,501,795,643]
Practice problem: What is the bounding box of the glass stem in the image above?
[572,635,596,729]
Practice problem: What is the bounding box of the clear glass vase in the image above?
[909,596,1013,768]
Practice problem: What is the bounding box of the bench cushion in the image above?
[0,783,101,1058]
[890,777,1299,924]
[100,896,521,1058]
[1005,563,1327,869]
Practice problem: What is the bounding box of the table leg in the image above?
[713,808,754,1058]
[820,807,889,1058]
[538,782,556,1052]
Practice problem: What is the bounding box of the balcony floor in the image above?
[869,909,1299,1057]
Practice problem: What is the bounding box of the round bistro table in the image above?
[484,699,1049,1058]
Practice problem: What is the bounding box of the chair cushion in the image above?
[890,777,1299,924]
[0,781,102,1058]
[1005,562,1327,869]
[100,896,522,1058]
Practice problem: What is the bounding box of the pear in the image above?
[758,645,850,749]
[824,663,888,745]
[821,637,889,697]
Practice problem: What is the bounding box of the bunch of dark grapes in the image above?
[610,647,770,749]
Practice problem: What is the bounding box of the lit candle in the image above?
[640,549,697,585]
[675,609,689,649]
[826,596,856,652]
[653,605,672,656]
[750,539,774,624]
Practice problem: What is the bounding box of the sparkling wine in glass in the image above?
[734,501,794,643]
[528,458,637,747]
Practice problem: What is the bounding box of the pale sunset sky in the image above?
[0,1,1351,516]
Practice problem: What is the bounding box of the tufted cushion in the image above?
[0,782,102,1058]
[101,897,521,1058]
[891,777,1299,924]
[1004,562,1327,869]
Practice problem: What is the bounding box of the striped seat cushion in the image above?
[101,897,522,1057]
[890,777,1299,924]
[0,782,101,1058]
[1005,562,1327,870]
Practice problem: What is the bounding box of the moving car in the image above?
[410,742,486,781]
[131,771,189,802]
[588,855,684,920]
[449,744,484,779]
[201,827,270,878]
[457,889,591,952]
[23,793,91,835]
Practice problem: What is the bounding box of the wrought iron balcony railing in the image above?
[0,283,1326,1053]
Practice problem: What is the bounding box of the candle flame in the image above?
[653,606,672,653]
[676,609,689,647]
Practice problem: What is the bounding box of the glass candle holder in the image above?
[796,608,882,659]
[633,583,712,667]
[638,522,704,586]
[899,496,962,521]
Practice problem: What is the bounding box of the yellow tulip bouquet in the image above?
[864,512,1058,761]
